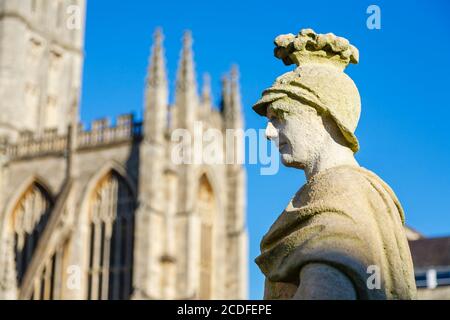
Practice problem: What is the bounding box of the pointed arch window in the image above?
[11,182,53,286]
[86,171,135,300]
[198,175,216,299]
[29,237,69,300]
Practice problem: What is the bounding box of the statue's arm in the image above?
[292,263,357,300]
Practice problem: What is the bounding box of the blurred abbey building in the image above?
[0,0,247,300]
[406,228,450,299]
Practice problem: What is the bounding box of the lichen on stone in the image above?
[273,28,359,69]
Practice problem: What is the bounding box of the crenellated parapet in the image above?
[5,130,67,159]
[0,136,10,155]
[3,114,142,160]
[77,114,142,149]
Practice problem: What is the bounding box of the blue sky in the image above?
[81,0,450,299]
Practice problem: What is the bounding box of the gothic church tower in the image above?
[0,1,247,300]
[0,0,85,141]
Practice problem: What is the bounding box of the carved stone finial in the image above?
[182,30,193,50]
[201,73,212,106]
[148,27,167,87]
[273,28,359,70]
[175,30,197,96]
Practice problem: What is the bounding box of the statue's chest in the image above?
[264,279,298,300]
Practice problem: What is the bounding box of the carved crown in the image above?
[274,28,359,70]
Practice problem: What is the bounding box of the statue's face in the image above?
[265,98,327,169]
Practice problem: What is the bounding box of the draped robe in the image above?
[255,165,417,300]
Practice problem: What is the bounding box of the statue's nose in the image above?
[265,121,278,141]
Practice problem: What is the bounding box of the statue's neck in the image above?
[304,142,359,182]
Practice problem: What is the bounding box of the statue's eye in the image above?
[267,109,276,121]
[273,112,285,122]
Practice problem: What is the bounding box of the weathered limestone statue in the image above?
[253,29,417,300]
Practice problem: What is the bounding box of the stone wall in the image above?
[0,0,85,141]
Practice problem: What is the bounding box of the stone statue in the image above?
[253,29,417,300]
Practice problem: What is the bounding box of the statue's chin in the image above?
[280,153,305,170]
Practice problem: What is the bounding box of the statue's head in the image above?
[253,29,361,169]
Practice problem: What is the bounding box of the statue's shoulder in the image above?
[297,165,373,199]
[312,164,371,181]
[296,164,405,222]
[292,165,395,208]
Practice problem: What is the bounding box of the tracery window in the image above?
[11,183,53,286]
[30,238,68,300]
[86,171,135,300]
[198,175,216,299]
